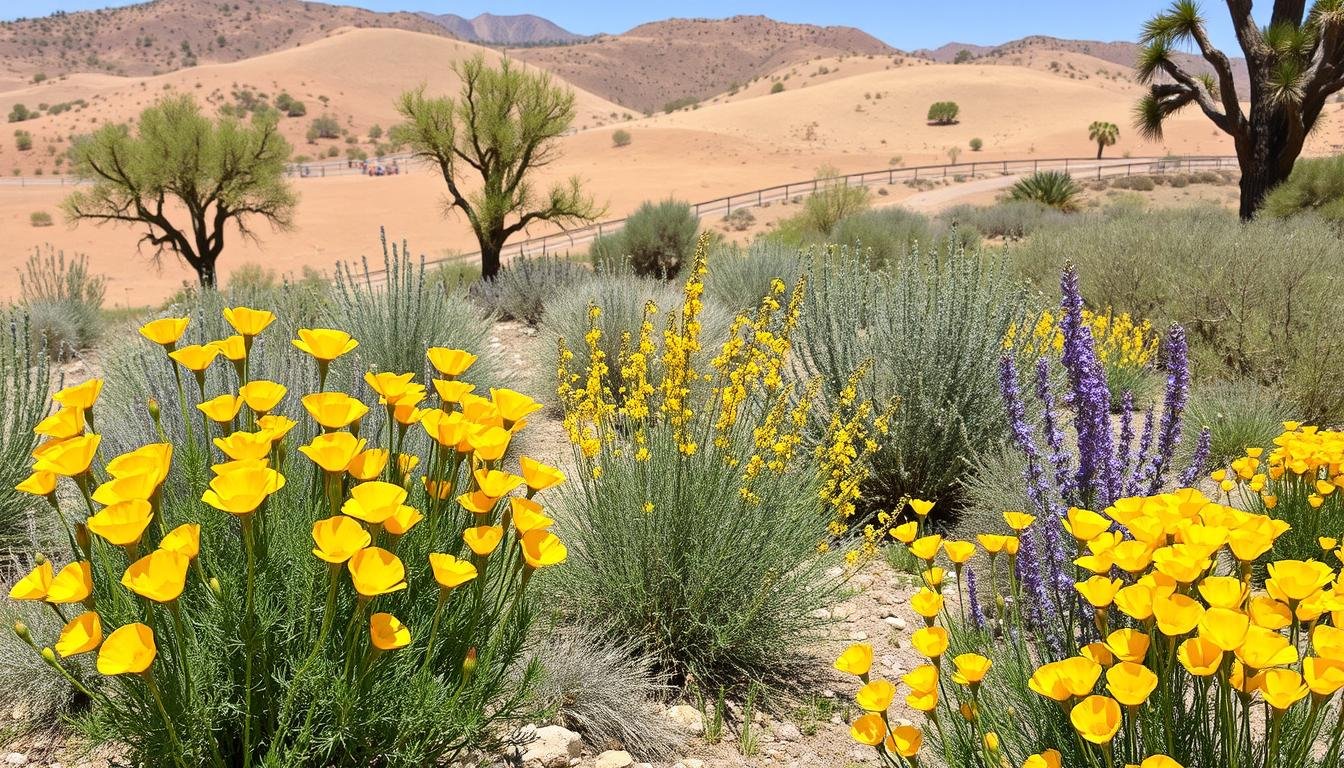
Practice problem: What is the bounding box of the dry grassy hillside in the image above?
[513,15,896,113]
[0,0,451,80]
[0,27,625,176]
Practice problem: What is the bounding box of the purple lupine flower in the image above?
[1179,427,1213,487]
[1116,390,1136,489]
[1144,324,1191,491]
[1057,266,1117,507]
[966,567,987,630]
[1001,356,1038,460]
[1128,406,1156,497]
[1036,357,1075,500]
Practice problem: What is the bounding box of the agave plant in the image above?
[1008,171,1082,212]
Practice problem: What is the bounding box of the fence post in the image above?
[1064,159,1069,172]
[970,162,976,176]
[914,168,919,180]
[1034,160,1039,172]
[1003,161,1007,173]
[758,190,762,205]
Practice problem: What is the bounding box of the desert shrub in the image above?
[953,441,1032,543]
[8,103,31,122]
[23,301,82,361]
[766,167,872,243]
[1109,174,1156,191]
[721,207,755,231]
[589,199,700,278]
[468,254,591,325]
[330,232,498,385]
[662,96,698,113]
[794,245,1023,518]
[1008,170,1081,211]
[1182,378,1295,465]
[308,114,339,141]
[1010,207,1344,422]
[538,272,734,408]
[969,137,983,151]
[9,303,558,765]
[226,262,278,293]
[611,128,631,148]
[1262,153,1344,225]
[551,239,868,683]
[30,210,53,227]
[0,598,75,730]
[15,129,33,151]
[702,240,803,311]
[829,208,980,269]
[939,200,1068,240]
[367,123,382,140]
[927,100,960,124]
[0,309,53,569]
[1006,305,1163,411]
[286,100,306,117]
[18,246,106,353]
[770,82,785,94]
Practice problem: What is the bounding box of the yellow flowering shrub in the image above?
[838,491,1344,768]
[9,309,562,765]
[1006,307,1160,407]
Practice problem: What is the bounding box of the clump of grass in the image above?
[0,310,54,569]
[18,245,105,356]
[703,240,803,311]
[469,254,591,326]
[1183,378,1296,464]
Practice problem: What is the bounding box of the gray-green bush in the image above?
[0,310,53,568]
[940,200,1069,240]
[589,199,700,278]
[18,246,106,356]
[1182,379,1296,464]
[469,254,591,325]
[703,240,803,311]
[1262,153,1344,225]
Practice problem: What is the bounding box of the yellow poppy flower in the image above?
[301,392,370,431]
[1315,625,1344,660]
[342,481,407,525]
[86,500,154,546]
[511,497,555,534]
[1177,637,1224,677]
[474,468,525,498]
[1070,695,1122,744]
[384,505,424,536]
[1110,540,1155,574]
[202,464,284,515]
[1003,511,1036,531]
[213,430,274,462]
[1259,668,1309,711]
[1199,576,1248,610]
[951,653,992,686]
[1237,626,1299,670]
[1305,656,1344,696]
[888,724,922,757]
[34,407,86,439]
[457,490,500,516]
[1030,657,1101,701]
[364,371,418,405]
[1151,545,1210,584]
[9,561,53,601]
[428,553,478,590]
[47,560,93,604]
[909,534,942,562]
[341,448,386,482]
[53,379,103,410]
[96,622,156,675]
[468,425,512,462]
[369,612,411,650]
[223,306,275,338]
[311,516,372,563]
[197,394,244,424]
[1266,560,1335,604]
[977,534,1011,555]
[1106,662,1157,707]
[1152,592,1204,636]
[431,378,476,405]
[1198,607,1250,652]
[422,477,454,500]
[849,712,886,746]
[347,547,407,597]
[855,678,896,711]
[890,521,918,544]
[902,663,939,693]
[1076,576,1123,609]
[239,380,286,414]
[1081,642,1115,667]
[911,626,949,659]
[1105,629,1150,665]
[160,524,200,560]
[300,432,367,474]
[33,433,100,477]
[905,685,938,712]
[521,529,567,569]
[464,525,504,556]
[1249,596,1294,630]
[139,317,189,347]
[426,347,477,377]
[921,567,946,589]
[944,540,976,565]
[91,472,160,506]
[257,414,297,442]
[910,588,944,620]
[56,611,102,657]
[15,470,57,497]
[105,443,173,484]
[1023,750,1062,768]
[292,328,358,361]
[1064,507,1111,540]
[490,387,541,427]
[209,335,246,362]
[834,643,873,677]
[169,344,219,372]
[121,550,189,603]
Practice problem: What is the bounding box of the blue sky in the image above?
[2,1,1265,52]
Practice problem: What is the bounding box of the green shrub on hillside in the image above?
[927,101,960,125]
[1263,154,1344,225]
[612,128,632,147]
[588,199,700,278]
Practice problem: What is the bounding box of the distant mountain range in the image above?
[415,11,585,45]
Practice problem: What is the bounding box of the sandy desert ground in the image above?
[3,26,1343,305]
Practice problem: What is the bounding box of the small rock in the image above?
[519,725,582,768]
[884,616,907,630]
[3,754,27,766]
[825,566,845,579]
[774,722,802,741]
[831,605,854,620]
[665,704,705,735]
[849,630,868,641]
[594,751,633,768]
[808,608,832,620]
[853,575,874,589]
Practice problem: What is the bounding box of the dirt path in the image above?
[901,158,1145,212]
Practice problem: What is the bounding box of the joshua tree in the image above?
[1135,0,1344,219]
[63,94,296,288]
[396,55,602,279]
[1088,120,1120,159]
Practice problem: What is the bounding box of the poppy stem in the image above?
[240,516,257,768]
[276,565,341,737]
[419,589,448,675]
[144,671,189,768]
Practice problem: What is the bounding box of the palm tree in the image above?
[1089,121,1120,159]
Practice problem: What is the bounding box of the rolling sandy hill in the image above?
[0,0,452,79]
[513,15,897,113]
[417,12,584,45]
[0,27,625,177]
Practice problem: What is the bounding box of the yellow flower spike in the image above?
[347,449,390,481]
[346,547,407,597]
[1105,629,1151,664]
[86,500,154,546]
[257,415,298,443]
[909,498,934,518]
[47,561,93,604]
[473,468,525,498]
[299,432,367,474]
[426,347,477,378]
[1177,637,1223,677]
[1070,695,1123,744]
[311,516,372,563]
[1030,657,1101,701]
[464,525,504,557]
[96,622,156,675]
[160,524,200,560]
[951,653,992,686]
[1198,607,1250,652]
[468,425,512,462]
[519,456,566,494]
[239,380,287,414]
[15,470,57,498]
[301,392,370,431]
[90,472,159,505]
[363,371,418,405]
[944,540,976,565]
[121,550,189,603]
[139,317,190,348]
[510,497,555,534]
[910,588,944,621]
[849,712,886,746]
[428,553,479,589]
[292,328,358,361]
[834,643,873,677]
[888,724,922,758]
[34,407,86,439]
[1076,576,1123,609]
[520,529,567,569]
[369,612,411,651]
[106,443,173,484]
[202,464,284,516]
[1260,668,1310,712]
[342,481,408,525]
[223,306,275,338]
[1306,656,1344,697]
[213,430,274,462]
[1024,750,1063,768]
[855,678,896,711]
[384,505,424,537]
[1152,591,1204,636]
[432,379,475,404]
[169,344,219,372]
[1237,626,1299,670]
[33,434,100,477]
[1266,560,1335,604]
[1064,507,1112,541]
[210,335,247,363]
[911,626,949,659]
[56,611,103,657]
[9,561,54,601]
[197,394,244,424]
[1003,511,1036,531]
[1106,661,1158,707]
[53,379,103,410]
[890,521,918,544]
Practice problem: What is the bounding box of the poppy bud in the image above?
[462,646,478,685]
[13,621,31,645]
[34,552,48,566]
[209,577,222,597]
[147,397,161,422]
[40,647,57,665]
